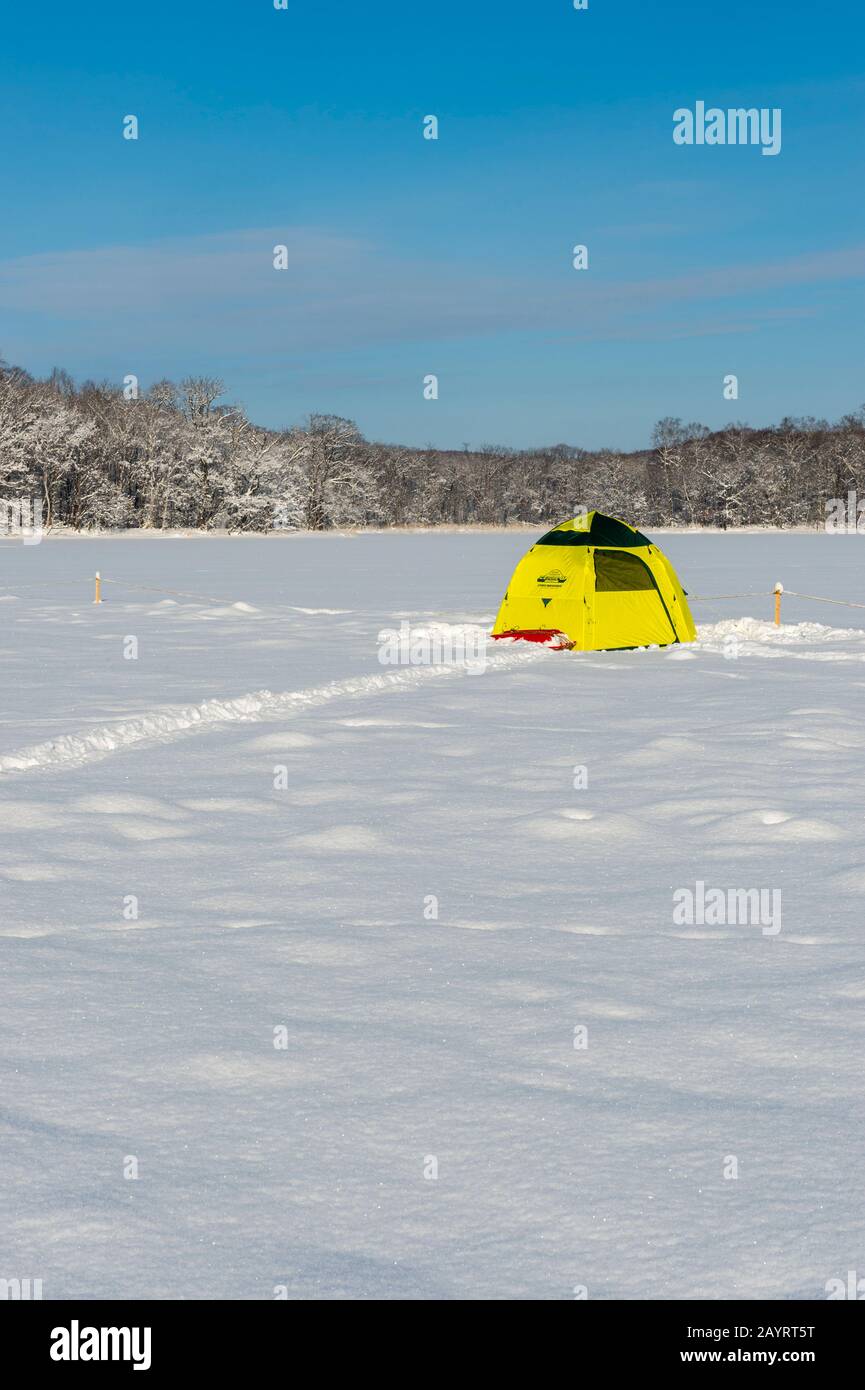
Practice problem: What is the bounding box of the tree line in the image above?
[2,357,864,531]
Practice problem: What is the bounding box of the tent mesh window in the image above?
[593,550,657,592]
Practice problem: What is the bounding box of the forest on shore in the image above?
[2,357,864,532]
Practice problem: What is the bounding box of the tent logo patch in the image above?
[537,568,566,587]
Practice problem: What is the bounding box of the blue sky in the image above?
[1,1,863,449]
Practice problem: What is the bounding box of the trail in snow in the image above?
[0,644,545,777]
[3,617,862,778]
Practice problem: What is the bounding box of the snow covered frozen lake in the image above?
[1,529,864,1300]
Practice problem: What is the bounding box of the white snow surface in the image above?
[1,530,864,1300]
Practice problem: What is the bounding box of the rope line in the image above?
[692,589,865,612]
[0,577,237,603]
[99,578,240,605]
[690,592,774,600]
[4,577,865,613]
[781,589,865,612]
[0,578,90,588]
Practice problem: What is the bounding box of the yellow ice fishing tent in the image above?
[491,512,696,651]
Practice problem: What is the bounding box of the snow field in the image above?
[1,530,864,1299]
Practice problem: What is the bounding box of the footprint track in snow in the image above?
[0,646,545,778]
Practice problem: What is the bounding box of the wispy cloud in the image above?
[1,227,864,370]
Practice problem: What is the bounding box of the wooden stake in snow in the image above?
[94,572,102,605]
[774,582,783,626]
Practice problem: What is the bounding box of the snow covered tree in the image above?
[295,415,379,529]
